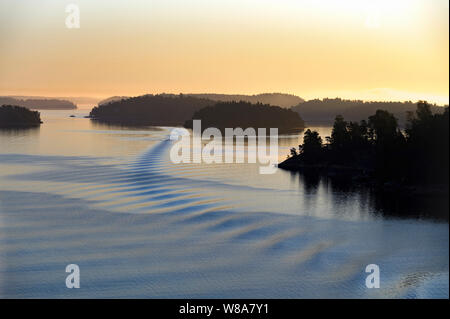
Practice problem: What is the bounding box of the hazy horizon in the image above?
[0,0,448,105]
[1,91,449,108]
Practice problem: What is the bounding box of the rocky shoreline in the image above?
[278,155,449,197]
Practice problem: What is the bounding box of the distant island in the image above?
[184,101,305,133]
[291,98,446,125]
[89,94,215,126]
[4,95,100,107]
[98,96,130,106]
[98,93,304,109]
[0,97,77,110]
[0,105,43,128]
[279,101,449,192]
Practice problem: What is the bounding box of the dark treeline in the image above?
[0,97,76,110]
[291,98,446,125]
[0,105,42,127]
[184,101,305,133]
[175,93,304,108]
[280,101,449,187]
[90,94,215,126]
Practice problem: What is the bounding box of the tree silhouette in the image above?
[405,101,449,184]
[368,110,401,144]
[330,115,349,151]
[280,102,449,187]
[299,129,323,163]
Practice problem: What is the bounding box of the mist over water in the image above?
[0,110,448,298]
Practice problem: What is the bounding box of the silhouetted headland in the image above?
[184,101,305,134]
[0,105,43,128]
[279,101,449,196]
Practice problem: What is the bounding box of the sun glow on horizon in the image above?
[0,0,448,104]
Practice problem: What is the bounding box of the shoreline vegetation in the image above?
[0,105,43,128]
[279,101,449,197]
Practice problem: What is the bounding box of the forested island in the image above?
[90,94,215,126]
[0,97,77,110]
[279,102,449,192]
[184,101,305,133]
[89,94,305,131]
[291,98,446,125]
[0,105,43,127]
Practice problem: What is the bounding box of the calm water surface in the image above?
[0,110,448,298]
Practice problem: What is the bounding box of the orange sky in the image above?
[0,0,448,104]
